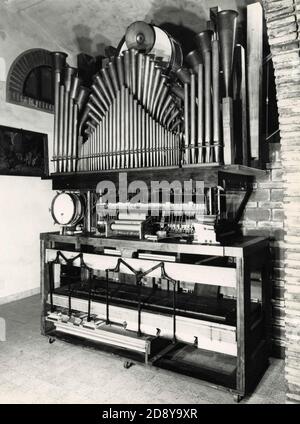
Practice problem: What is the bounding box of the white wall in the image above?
[0,6,74,303]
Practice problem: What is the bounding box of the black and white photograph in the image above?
[0,0,298,411]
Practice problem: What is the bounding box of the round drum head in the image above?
[120,24,182,73]
[52,193,76,225]
[125,21,155,52]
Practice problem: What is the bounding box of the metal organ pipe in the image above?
[52,51,68,174]
[195,30,213,163]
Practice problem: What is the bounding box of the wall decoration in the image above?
[0,125,48,177]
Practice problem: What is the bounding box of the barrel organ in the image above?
[43,5,270,402]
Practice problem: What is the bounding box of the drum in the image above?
[51,192,85,226]
[118,21,183,74]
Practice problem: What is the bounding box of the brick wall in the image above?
[261,0,300,404]
[242,142,285,357]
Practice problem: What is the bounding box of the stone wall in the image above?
[262,0,300,405]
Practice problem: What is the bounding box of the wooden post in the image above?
[222,97,234,164]
[261,246,272,357]
[247,2,263,166]
[234,45,249,166]
[236,256,251,397]
[40,238,53,336]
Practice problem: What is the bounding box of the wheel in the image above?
[123,361,133,369]
[233,394,242,403]
[48,336,56,344]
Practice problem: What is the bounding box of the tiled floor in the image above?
[0,295,286,404]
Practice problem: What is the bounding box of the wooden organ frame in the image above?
[40,4,271,402]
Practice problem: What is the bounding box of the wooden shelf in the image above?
[50,164,266,190]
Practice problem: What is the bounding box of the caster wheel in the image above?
[48,337,56,344]
[123,361,133,369]
[233,394,242,403]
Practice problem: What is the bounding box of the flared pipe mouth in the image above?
[194,30,214,53]
[185,50,202,72]
[52,51,68,72]
[217,10,239,18]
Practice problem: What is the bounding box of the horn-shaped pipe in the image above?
[153,75,168,117]
[185,50,202,74]
[77,86,90,114]
[116,55,125,87]
[217,10,238,97]
[176,67,191,85]
[100,67,115,102]
[170,83,185,101]
[108,59,119,94]
[94,73,111,107]
[194,29,213,54]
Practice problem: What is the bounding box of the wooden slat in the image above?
[46,249,237,287]
[222,97,235,165]
[236,256,251,395]
[234,45,249,166]
[247,2,263,162]
[51,164,265,191]
[51,294,237,356]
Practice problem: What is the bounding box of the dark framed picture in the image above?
[0,125,48,177]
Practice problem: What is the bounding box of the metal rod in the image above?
[105,270,110,324]
[137,103,142,168]
[184,83,189,164]
[58,84,65,173]
[212,39,220,163]
[142,55,150,107]
[73,103,78,171]
[108,60,119,94]
[94,74,111,107]
[146,58,155,111]
[190,72,196,164]
[116,56,124,89]
[101,67,115,102]
[172,282,177,343]
[141,107,146,167]
[123,50,131,89]
[109,99,113,169]
[129,92,133,168]
[156,85,169,121]
[52,52,67,173]
[204,50,212,162]
[111,99,115,169]
[133,98,138,167]
[120,85,125,168]
[153,76,167,117]
[116,90,121,169]
[137,53,145,102]
[53,73,60,172]
[130,49,137,96]
[125,87,129,167]
[197,63,204,164]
